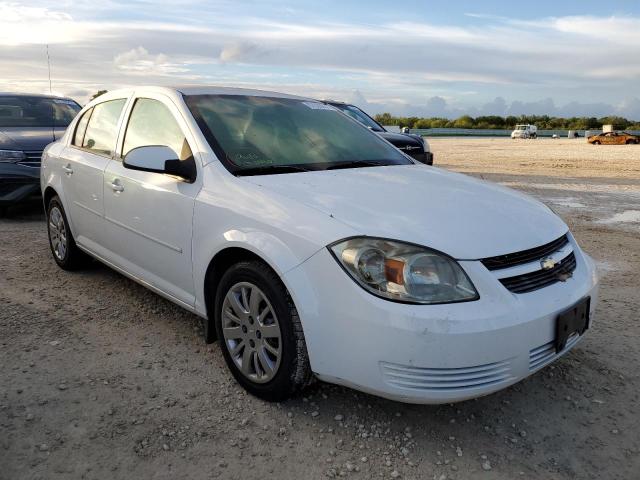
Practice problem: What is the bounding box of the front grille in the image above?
[499,252,577,294]
[380,359,513,392]
[529,332,580,371]
[16,150,43,168]
[481,234,569,271]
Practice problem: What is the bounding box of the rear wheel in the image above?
[626,139,637,145]
[214,260,312,401]
[47,196,90,270]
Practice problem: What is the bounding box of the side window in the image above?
[82,99,126,156]
[72,108,92,147]
[123,98,193,161]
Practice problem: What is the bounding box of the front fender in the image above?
[191,179,356,316]
[192,229,323,316]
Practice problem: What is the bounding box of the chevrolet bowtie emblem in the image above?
[540,257,556,270]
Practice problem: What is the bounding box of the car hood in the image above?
[0,127,66,150]
[242,165,567,259]
[378,131,423,147]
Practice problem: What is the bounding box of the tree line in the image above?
[373,113,640,131]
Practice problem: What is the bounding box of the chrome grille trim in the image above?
[17,150,43,168]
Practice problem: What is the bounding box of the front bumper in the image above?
[0,163,41,205]
[409,151,433,165]
[284,236,598,404]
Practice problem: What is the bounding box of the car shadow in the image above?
[0,200,45,221]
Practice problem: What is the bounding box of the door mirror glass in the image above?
[123,145,177,173]
[123,145,196,182]
[123,145,176,173]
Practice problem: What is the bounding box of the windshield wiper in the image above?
[235,164,312,176]
[323,160,388,171]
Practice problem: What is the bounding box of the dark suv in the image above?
[322,101,433,165]
[0,93,81,212]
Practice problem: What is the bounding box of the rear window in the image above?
[72,108,93,147]
[0,96,80,127]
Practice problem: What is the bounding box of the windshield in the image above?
[185,95,411,175]
[0,96,80,128]
[331,104,384,132]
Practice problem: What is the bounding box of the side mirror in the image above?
[123,145,196,183]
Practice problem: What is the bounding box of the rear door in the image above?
[101,93,201,306]
[61,98,127,249]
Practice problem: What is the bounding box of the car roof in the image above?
[172,85,310,100]
[85,86,314,109]
[0,91,77,101]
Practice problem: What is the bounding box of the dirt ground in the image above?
[1,138,639,480]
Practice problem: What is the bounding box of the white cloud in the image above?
[0,3,80,45]
[114,47,189,75]
[219,41,263,63]
[552,15,640,44]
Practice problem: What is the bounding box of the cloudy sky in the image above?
[1,0,640,118]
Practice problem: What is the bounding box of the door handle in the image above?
[110,180,124,192]
[62,164,73,175]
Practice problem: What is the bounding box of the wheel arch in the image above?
[202,245,301,343]
[43,186,58,209]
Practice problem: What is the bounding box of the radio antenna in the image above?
[46,44,55,140]
[46,44,52,94]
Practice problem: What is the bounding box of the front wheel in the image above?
[214,260,312,401]
[592,141,601,145]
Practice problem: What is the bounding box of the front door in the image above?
[102,95,201,306]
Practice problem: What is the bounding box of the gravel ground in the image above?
[1,138,639,479]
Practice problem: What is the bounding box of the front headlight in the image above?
[329,237,479,304]
[0,150,26,163]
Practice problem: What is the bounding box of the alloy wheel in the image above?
[48,206,67,261]
[221,282,282,383]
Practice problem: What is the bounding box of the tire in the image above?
[214,260,312,401]
[531,133,537,139]
[592,141,601,145]
[46,195,90,270]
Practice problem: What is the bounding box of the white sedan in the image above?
[41,86,598,403]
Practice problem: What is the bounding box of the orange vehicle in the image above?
[588,131,639,145]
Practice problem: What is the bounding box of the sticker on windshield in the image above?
[229,149,267,166]
[302,101,335,111]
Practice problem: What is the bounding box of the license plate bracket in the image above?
[555,297,590,353]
